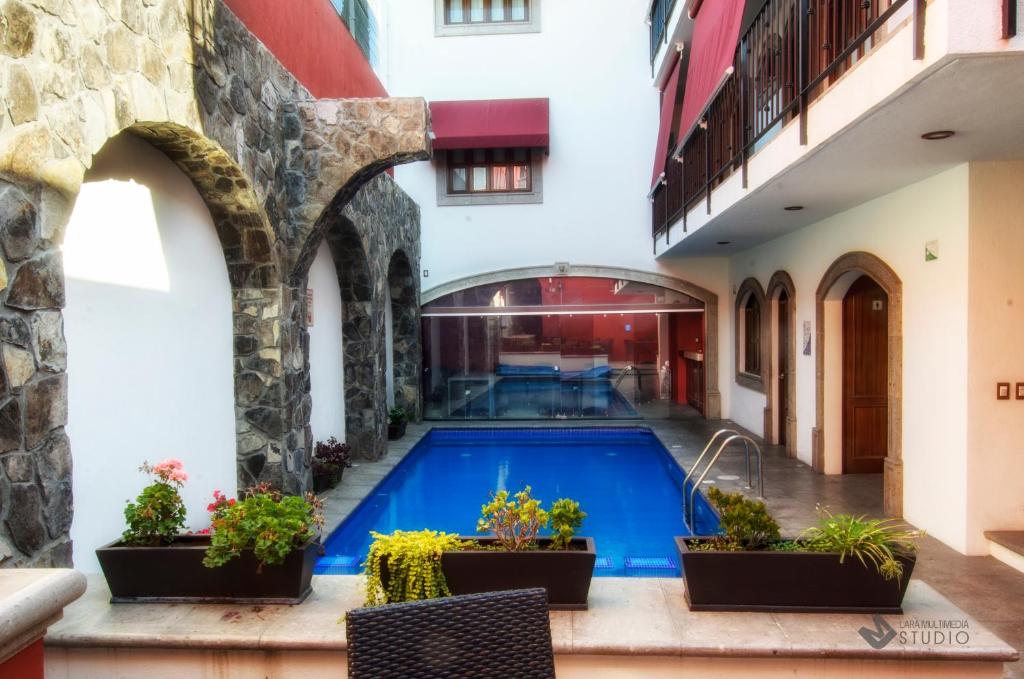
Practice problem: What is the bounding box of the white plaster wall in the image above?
[64,134,237,572]
[307,242,346,446]
[727,165,971,552]
[965,161,1024,554]
[385,284,394,408]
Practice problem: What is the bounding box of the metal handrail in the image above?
[684,431,765,529]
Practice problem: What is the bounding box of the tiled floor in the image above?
[321,409,1024,678]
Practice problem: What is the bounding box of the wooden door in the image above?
[842,275,888,474]
[777,291,790,447]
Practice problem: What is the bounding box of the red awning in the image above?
[651,54,683,190]
[675,0,745,152]
[429,98,550,151]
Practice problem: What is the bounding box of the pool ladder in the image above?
[683,429,765,530]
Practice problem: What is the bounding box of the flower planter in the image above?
[387,420,407,440]
[675,536,916,613]
[96,535,317,604]
[312,466,344,494]
[441,537,596,610]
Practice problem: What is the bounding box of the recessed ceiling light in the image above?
[921,130,955,140]
[784,205,804,211]
[716,241,731,245]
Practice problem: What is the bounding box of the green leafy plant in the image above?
[363,530,464,606]
[122,459,189,546]
[202,483,324,571]
[388,407,408,425]
[799,507,923,581]
[705,486,780,550]
[549,498,586,550]
[477,485,550,551]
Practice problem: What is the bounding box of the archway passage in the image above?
[842,275,888,474]
[63,133,237,572]
[814,252,903,517]
[388,250,421,419]
[421,272,713,421]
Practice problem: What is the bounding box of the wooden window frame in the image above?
[446,149,533,196]
[435,0,541,37]
[734,278,768,392]
[443,0,531,26]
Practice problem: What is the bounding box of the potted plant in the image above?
[96,461,324,604]
[676,487,921,613]
[387,406,408,440]
[364,487,595,610]
[312,437,351,493]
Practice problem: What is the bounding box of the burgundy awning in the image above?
[675,0,745,151]
[651,54,683,190]
[429,98,550,151]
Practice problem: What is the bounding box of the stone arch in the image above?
[764,271,797,456]
[422,264,721,419]
[387,249,421,420]
[813,252,903,517]
[734,277,768,393]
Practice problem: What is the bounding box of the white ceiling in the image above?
[662,52,1024,256]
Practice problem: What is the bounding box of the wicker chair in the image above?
[346,588,556,678]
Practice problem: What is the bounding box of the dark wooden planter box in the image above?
[441,537,596,611]
[312,465,345,493]
[387,420,407,440]
[96,535,317,604]
[676,536,916,613]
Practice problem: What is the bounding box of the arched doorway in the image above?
[765,271,796,456]
[814,252,903,517]
[307,241,346,449]
[387,250,420,419]
[63,132,238,571]
[421,266,719,420]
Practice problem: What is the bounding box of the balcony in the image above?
[649,0,679,63]
[651,0,1024,253]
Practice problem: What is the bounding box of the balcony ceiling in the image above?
[662,53,1024,256]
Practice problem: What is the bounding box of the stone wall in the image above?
[0,0,430,566]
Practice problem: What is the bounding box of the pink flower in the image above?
[152,459,188,484]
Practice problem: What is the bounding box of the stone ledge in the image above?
[0,568,86,662]
[45,575,1017,664]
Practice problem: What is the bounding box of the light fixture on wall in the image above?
[921,130,955,140]
[784,205,804,211]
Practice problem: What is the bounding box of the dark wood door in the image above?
[842,275,888,474]
[777,291,789,447]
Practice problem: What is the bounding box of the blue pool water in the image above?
[318,428,720,577]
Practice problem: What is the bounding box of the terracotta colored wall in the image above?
[672,313,704,404]
[223,0,387,98]
[0,639,44,679]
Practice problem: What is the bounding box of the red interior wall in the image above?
[222,0,387,98]
[671,313,704,404]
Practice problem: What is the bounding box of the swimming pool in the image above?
[317,428,720,577]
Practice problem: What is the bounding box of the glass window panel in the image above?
[491,165,509,191]
[472,149,486,163]
[447,0,464,23]
[450,167,467,192]
[492,148,507,162]
[512,148,528,162]
[450,149,466,164]
[471,166,488,191]
[470,0,485,22]
[511,0,527,21]
[490,0,505,22]
[513,164,530,190]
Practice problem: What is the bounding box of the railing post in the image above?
[739,37,750,189]
[913,0,926,59]
[1005,0,1019,38]
[704,123,712,214]
[798,0,810,146]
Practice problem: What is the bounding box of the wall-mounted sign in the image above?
[925,240,938,262]
[802,320,812,356]
[306,289,314,327]
[624,323,632,332]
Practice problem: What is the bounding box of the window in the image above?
[734,278,766,391]
[437,148,543,206]
[435,0,540,36]
[444,0,529,24]
[743,296,761,375]
[332,0,379,68]
[447,149,532,194]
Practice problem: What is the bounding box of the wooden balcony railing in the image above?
[652,0,925,240]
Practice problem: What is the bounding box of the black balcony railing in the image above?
[649,0,678,63]
[652,0,925,240]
